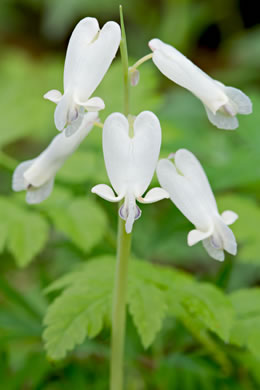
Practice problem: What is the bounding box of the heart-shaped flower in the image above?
[44,17,121,136]
[12,112,98,204]
[149,38,252,130]
[92,111,169,233]
[157,149,238,261]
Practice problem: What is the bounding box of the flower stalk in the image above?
[110,6,131,390]
[129,53,153,73]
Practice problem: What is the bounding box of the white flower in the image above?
[157,149,238,261]
[44,17,121,136]
[149,38,252,130]
[91,111,169,233]
[12,112,98,204]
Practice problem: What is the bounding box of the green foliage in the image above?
[43,256,114,359]
[0,197,48,267]
[44,257,234,359]
[230,288,260,359]
[46,197,107,254]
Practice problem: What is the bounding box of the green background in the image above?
[0,0,260,389]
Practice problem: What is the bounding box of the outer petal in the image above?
[204,105,239,130]
[26,178,55,204]
[202,238,225,262]
[24,112,98,187]
[91,184,123,202]
[102,112,130,196]
[44,89,62,104]
[221,210,238,225]
[72,21,121,103]
[149,38,228,114]
[54,92,72,131]
[64,17,100,90]
[132,111,162,197]
[188,229,212,246]
[138,187,169,204]
[76,96,105,112]
[174,149,218,213]
[223,86,252,115]
[12,160,34,191]
[157,158,213,231]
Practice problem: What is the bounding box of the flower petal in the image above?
[54,92,72,131]
[204,105,239,130]
[64,17,100,90]
[202,238,225,262]
[102,112,130,196]
[149,38,228,114]
[24,112,97,187]
[225,86,252,115]
[221,210,238,225]
[26,178,55,204]
[72,20,121,103]
[138,187,169,204]
[188,229,212,246]
[174,149,218,213]
[157,157,213,231]
[91,184,123,202]
[77,96,105,112]
[12,160,34,191]
[215,217,237,255]
[119,193,141,234]
[132,111,162,197]
[44,89,62,104]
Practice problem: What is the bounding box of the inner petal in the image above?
[119,193,142,234]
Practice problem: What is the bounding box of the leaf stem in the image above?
[129,53,153,73]
[94,121,104,129]
[110,6,132,390]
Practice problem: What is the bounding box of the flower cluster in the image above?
[12,16,252,261]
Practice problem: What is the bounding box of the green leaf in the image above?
[47,197,107,253]
[128,275,167,348]
[230,288,260,358]
[0,197,49,267]
[44,256,233,360]
[43,256,114,360]
[167,281,234,342]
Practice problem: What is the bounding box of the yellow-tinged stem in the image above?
[129,53,153,73]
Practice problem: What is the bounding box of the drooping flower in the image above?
[157,149,238,261]
[149,38,252,130]
[44,17,121,136]
[12,112,98,204]
[91,111,169,233]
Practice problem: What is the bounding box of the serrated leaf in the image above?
[180,283,233,342]
[230,288,260,358]
[43,256,114,359]
[0,197,49,267]
[43,256,233,360]
[128,277,167,348]
[47,197,107,253]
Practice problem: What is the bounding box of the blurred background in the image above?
[0,0,260,389]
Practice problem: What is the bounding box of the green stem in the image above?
[109,6,132,390]
[110,214,132,390]
[119,5,130,116]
